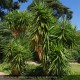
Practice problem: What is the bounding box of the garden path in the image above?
[0,72,8,75]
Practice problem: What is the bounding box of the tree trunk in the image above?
[36,46,42,62]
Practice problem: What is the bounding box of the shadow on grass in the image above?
[0,75,80,80]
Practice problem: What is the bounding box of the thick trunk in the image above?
[11,69,20,76]
[36,46,42,62]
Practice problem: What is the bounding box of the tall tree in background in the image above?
[46,0,73,20]
[0,0,27,20]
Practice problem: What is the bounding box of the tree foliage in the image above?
[30,2,56,62]
[0,0,27,20]
[0,21,10,62]
[0,0,77,77]
[28,0,73,20]
[4,39,31,75]
[5,10,33,38]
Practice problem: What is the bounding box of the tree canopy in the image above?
[28,0,73,20]
[0,0,27,20]
[0,0,78,77]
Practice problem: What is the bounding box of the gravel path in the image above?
[0,72,8,75]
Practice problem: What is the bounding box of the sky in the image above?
[59,0,80,30]
[20,0,80,30]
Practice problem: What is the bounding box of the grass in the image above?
[0,62,80,80]
[70,62,80,75]
[57,63,80,80]
[0,62,80,75]
[0,62,10,74]
[0,62,79,80]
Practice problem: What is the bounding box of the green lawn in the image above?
[0,62,80,80]
[0,62,80,75]
[0,62,79,80]
[0,63,10,74]
[70,62,80,75]
[57,63,80,80]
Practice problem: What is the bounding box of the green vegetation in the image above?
[0,63,10,74]
[0,63,80,80]
[0,0,28,20]
[70,63,80,75]
[0,0,80,79]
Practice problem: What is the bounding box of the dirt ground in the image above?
[0,72,8,75]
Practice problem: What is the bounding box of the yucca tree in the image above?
[30,1,56,62]
[48,44,69,76]
[5,10,33,75]
[28,0,72,20]
[0,21,11,62]
[53,20,76,49]
[5,10,33,39]
[47,17,76,76]
[4,39,31,75]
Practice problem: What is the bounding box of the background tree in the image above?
[0,0,27,20]
[71,30,80,62]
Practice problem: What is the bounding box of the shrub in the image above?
[4,39,32,75]
[22,63,43,76]
[77,56,80,63]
